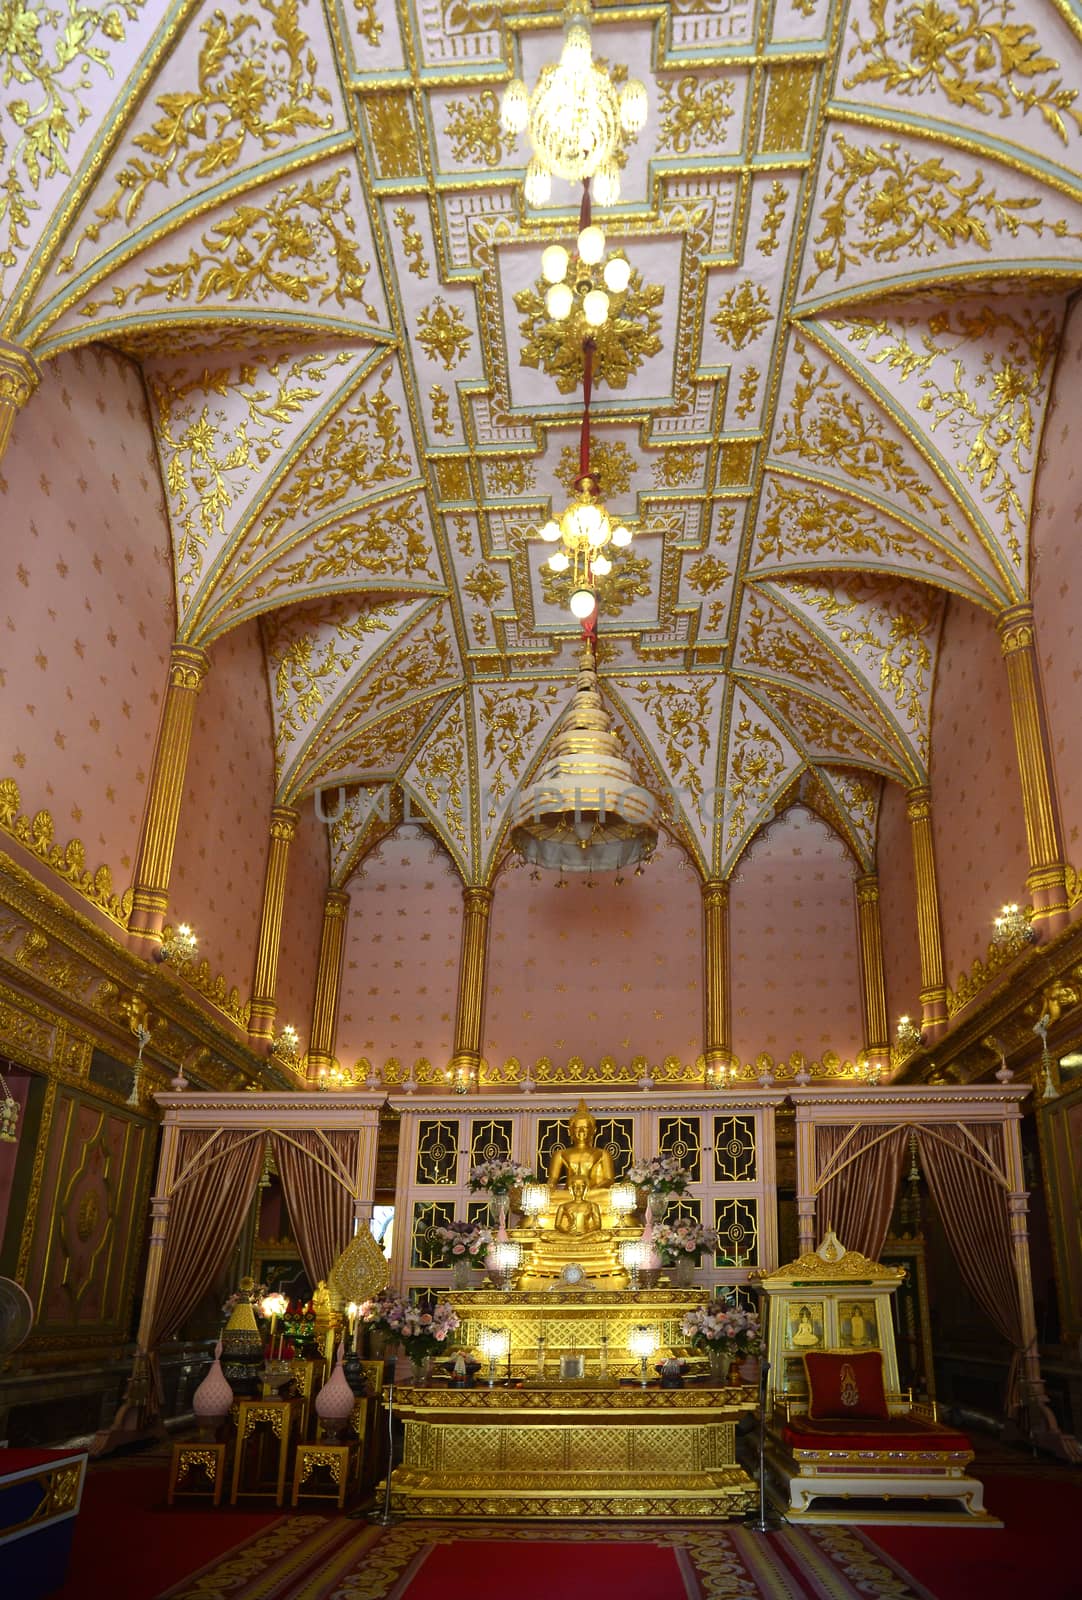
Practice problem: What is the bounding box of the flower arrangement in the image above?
[221,1283,267,1321]
[433,1219,492,1269]
[681,1299,761,1356]
[652,1219,718,1265]
[360,1292,460,1362]
[626,1154,691,1195]
[468,1158,534,1197]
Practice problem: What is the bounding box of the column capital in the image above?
[324,889,351,918]
[167,642,210,691]
[855,870,880,905]
[996,602,1036,655]
[701,876,730,907]
[906,785,932,823]
[0,340,41,411]
[463,885,494,913]
[269,805,300,843]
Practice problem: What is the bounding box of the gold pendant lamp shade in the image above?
[510,641,658,873]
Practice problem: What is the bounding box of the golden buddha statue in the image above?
[515,1101,637,1289]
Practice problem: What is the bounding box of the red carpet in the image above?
[870,1472,1080,1600]
[397,1538,695,1600]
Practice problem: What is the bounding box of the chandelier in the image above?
[540,220,631,329]
[501,0,648,207]
[510,638,658,873]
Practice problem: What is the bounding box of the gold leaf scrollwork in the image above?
[656,74,735,153]
[352,0,382,47]
[845,0,1082,146]
[726,710,787,849]
[444,88,516,167]
[416,297,473,370]
[393,206,430,279]
[58,0,335,274]
[734,368,760,420]
[684,555,731,595]
[243,497,440,603]
[271,606,401,755]
[462,564,507,606]
[557,438,635,497]
[710,282,771,351]
[760,477,951,567]
[634,681,714,811]
[429,385,454,437]
[757,182,788,257]
[652,446,703,488]
[412,701,467,849]
[0,777,132,925]
[515,269,663,394]
[478,683,562,807]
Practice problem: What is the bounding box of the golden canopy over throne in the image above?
[516,1100,637,1289]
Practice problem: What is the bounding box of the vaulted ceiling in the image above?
[5,0,1080,884]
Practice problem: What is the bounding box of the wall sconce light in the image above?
[895,1015,923,1052]
[272,1024,302,1069]
[705,1060,737,1088]
[444,1060,477,1095]
[992,903,1037,949]
[854,1059,884,1085]
[0,1071,19,1142]
[155,923,198,966]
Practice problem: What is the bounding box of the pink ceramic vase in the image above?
[193,1340,233,1436]
[315,1342,355,1441]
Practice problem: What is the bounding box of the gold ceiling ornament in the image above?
[500,0,648,207]
[515,225,663,394]
[540,540,651,618]
[510,638,658,874]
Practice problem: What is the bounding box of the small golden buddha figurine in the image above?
[547,1100,615,1196]
[554,1177,602,1236]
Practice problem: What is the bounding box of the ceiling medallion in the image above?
[510,638,658,873]
[514,221,663,393]
[500,0,648,207]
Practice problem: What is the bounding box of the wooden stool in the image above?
[229,1398,301,1506]
[291,1442,359,1510]
[168,1441,227,1506]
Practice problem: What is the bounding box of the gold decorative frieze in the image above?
[0,779,131,927]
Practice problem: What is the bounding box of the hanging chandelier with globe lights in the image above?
[500,0,648,207]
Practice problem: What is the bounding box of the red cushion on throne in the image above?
[804,1351,889,1421]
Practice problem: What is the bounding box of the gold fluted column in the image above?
[128,644,210,940]
[0,341,40,462]
[307,889,351,1079]
[248,805,300,1046]
[702,877,732,1074]
[450,886,493,1080]
[906,786,948,1038]
[996,603,1069,933]
[855,871,889,1058]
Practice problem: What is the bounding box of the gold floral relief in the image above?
[740,593,898,739]
[845,0,1082,146]
[416,297,473,370]
[761,63,817,153]
[297,683,447,801]
[429,385,454,437]
[774,342,970,541]
[477,682,562,809]
[409,698,468,851]
[734,367,760,420]
[557,438,635,497]
[239,496,440,606]
[757,182,788,258]
[444,88,516,167]
[271,606,402,756]
[841,302,1058,563]
[759,681,899,768]
[0,0,148,296]
[632,680,715,811]
[392,206,430,279]
[515,268,663,394]
[83,167,378,316]
[352,0,382,48]
[656,74,735,154]
[652,446,703,487]
[462,564,507,606]
[0,778,131,926]
[148,349,355,604]
[539,545,652,618]
[314,617,459,753]
[803,133,1081,294]
[366,92,419,179]
[57,0,335,276]
[759,476,962,570]
[834,770,879,854]
[711,281,771,351]
[726,706,789,852]
[684,554,731,595]
[485,457,534,496]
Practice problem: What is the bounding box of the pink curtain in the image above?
[814,1124,910,1260]
[914,1123,1023,1360]
[146,1128,264,1403]
[273,1129,359,1285]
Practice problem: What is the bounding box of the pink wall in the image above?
[929,598,1028,987]
[276,799,329,1043]
[730,805,862,1065]
[485,833,703,1070]
[337,825,462,1070]
[0,347,174,901]
[1032,297,1082,907]
[876,781,922,1026]
[169,619,275,1000]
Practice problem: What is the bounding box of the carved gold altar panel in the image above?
[390,1094,782,1302]
[385,1386,757,1520]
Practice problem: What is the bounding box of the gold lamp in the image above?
[510,639,658,873]
[500,0,648,207]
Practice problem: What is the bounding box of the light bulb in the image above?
[540,518,561,543]
[577,224,605,265]
[570,587,597,619]
[560,24,592,70]
[591,554,612,575]
[524,160,551,207]
[548,550,570,572]
[593,514,612,546]
[501,79,529,136]
[611,524,632,547]
[546,281,573,320]
[541,244,569,284]
[619,79,648,134]
[583,287,609,326]
[603,255,631,293]
[592,162,620,207]
[577,502,602,537]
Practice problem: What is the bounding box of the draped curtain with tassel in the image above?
[813,1124,910,1260]
[273,1129,359,1285]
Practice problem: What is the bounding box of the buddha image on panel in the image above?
[789,1301,823,1348]
[838,1300,877,1349]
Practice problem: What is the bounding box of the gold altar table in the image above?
[382,1384,757,1520]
